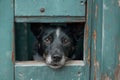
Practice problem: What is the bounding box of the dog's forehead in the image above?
[55,27,70,38]
[43,27,70,39]
[56,27,60,37]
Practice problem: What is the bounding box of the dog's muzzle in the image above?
[45,54,66,69]
[52,54,62,62]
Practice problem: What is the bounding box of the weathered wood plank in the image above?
[15,61,88,80]
[15,16,85,23]
[0,0,14,80]
[90,0,120,79]
[15,0,86,17]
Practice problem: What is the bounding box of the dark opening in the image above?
[15,23,85,61]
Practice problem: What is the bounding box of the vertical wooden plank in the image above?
[0,0,14,80]
[90,0,120,79]
[101,0,120,79]
[90,0,103,79]
[84,0,92,80]
[87,0,93,79]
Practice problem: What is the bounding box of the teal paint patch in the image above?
[15,16,85,23]
[15,61,89,80]
[101,0,120,79]
[15,0,86,17]
[0,0,14,80]
[89,0,120,79]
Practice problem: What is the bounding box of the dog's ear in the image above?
[67,23,84,42]
[31,24,44,39]
[67,23,84,60]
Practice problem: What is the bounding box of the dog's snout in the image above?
[52,54,62,62]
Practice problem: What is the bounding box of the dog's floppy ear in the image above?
[67,23,84,42]
[31,23,44,39]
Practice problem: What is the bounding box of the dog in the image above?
[31,23,84,69]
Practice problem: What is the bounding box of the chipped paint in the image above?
[118,0,120,7]
[119,53,120,62]
[92,30,99,80]
[94,55,100,80]
[12,26,15,64]
[95,5,98,19]
[93,30,97,53]
[94,60,99,68]
[102,74,112,80]
[85,24,89,51]
[103,4,108,10]
[115,65,120,80]
[93,30,96,41]
[85,24,89,39]
[87,48,90,65]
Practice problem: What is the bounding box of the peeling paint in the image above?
[94,55,100,80]
[87,48,90,65]
[95,5,98,19]
[101,74,112,80]
[92,30,98,80]
[94,60,99,68]
[103,4,108,10]
[93,30,97,41]
[12,26,15,64]
[104,76,112,80]
[119,53,120,62]
[118,0,120,7]
[115,65,120,80]
[85,24,89,39]
[85,24,89,51]
[18,73,24,80]
[93,30,96,53]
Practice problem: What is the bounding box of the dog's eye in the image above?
[44,36,52,44]
[62,38,69,44]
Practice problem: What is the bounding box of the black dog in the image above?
[31,23,83,68]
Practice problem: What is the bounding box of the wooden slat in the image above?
[0,0,14,80]
[15,16,85,23]
[15,0,86,17]
[15,61,89,80]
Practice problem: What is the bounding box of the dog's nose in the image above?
[52,55,62,62]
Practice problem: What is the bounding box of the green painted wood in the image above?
[101,0,120,79]
[15,0,86,17]
[90,0,103,80]
[15,16,85,23]
[15,61,89,80]
[90,0,120,79]
[83,0,92,79]
[0,0,14,80]
[15,23,36,61]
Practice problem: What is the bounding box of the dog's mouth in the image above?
[48,63,65,69]
[52,63,59,66]
[45,55,66,69]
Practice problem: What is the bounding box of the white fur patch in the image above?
[46,55,52,64]
[56,28,60,38]
[46,55,66,69]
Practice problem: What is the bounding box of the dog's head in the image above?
[31,24,74,68]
